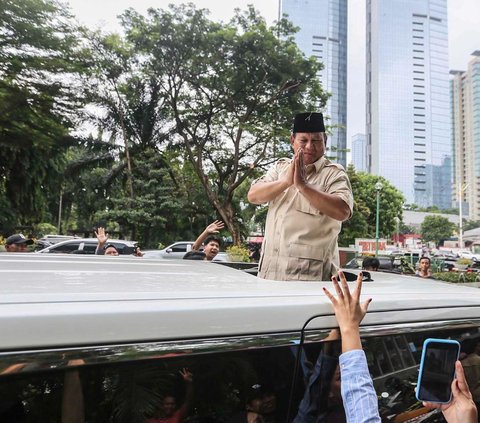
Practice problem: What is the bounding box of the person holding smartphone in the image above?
[324,271,478,423]
[422,360,478,423]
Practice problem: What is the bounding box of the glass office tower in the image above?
[366,0,451,207]
[281,0,347,167]
[352,133,368,172]
[451,52,480,220]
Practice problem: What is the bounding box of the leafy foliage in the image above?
[420,215,457,247]
[0,0,88,228]
[339,166,405,246]
[118,4,327,243]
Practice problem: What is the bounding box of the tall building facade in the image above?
[366,0,451,208]
[451,52,480,220]
[352,133,368,172]
[280,0,347,167]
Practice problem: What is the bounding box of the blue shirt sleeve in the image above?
[339,349,381,423]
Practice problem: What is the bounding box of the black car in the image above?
[36,238,138,255]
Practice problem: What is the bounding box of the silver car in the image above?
[143,241,196,259]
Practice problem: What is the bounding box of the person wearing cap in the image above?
[248,112,353,281]
[4,234,34,252]
[94,227,119,256]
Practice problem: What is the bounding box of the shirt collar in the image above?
[305,156,326,174]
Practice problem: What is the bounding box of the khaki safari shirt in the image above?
[254,156,353,281]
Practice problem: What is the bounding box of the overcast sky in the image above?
[66,0,480,153]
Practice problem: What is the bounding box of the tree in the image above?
[463,220,480,232]
[339,166,405,246]
[120,4,327,243]
[420,215,456,247]
[0,0,87,229]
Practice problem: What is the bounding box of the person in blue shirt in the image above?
[323,271,478,423]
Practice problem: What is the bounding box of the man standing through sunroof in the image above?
[248,112,353,281]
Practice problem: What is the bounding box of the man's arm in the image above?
[247,161,294,205]
[294,149,351,221]
[192,221,224,251]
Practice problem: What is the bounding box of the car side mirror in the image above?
[166,248,172,253]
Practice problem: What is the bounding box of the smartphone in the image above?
[416,338,460,403]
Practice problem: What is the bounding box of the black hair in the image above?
[362,257,380,271]
[183,251,206,260]
[204,235,222,247]
[419,256,431,263]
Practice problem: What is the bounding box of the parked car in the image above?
[143,241,196,259]
[457,250,480,261]
[1,254,480,421]
[36,237,138,255]
[344,255,396,271]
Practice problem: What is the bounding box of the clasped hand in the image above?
[284,149,307,189]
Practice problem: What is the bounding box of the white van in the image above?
[0,254,479,422]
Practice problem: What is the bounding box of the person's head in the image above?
[158,395,177,417]
[103,243,119,256]
[203,235,221,261]
[419,256,431,271]
[183,250,207,260]
[362,257,380,271]
[5,234,34,252]
[245,384,276,415]
[291,112,327,166]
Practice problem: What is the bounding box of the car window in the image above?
[82,243,97,254]
[0,344,296,422]
[171,243,188,253]
[49,242,80,253]
[291,325,480,422]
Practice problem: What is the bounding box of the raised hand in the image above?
[95,227,109,245]
[179,368,193,383]
[206,220,224,234]
[323,271,372,352]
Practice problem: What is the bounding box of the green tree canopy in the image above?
[0,0,87,229]
[339,166,405,246]
[420,215,456,247]
[117,4,328,243]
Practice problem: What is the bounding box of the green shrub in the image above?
[34,223,57,238]
[433,272,480,283]
[226,245,251,262]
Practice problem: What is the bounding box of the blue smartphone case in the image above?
[415,338,460,404]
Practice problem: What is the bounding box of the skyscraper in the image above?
[352,133,368,172]
[280,0,347,167]
[451,51,480,220]
[366,0,451,208]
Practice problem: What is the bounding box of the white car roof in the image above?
[1,254,479,350]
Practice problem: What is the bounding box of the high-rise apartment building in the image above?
[451,51,480,220]
[280,0,347,167]
[366,0,451,208]
[352,133,368,172]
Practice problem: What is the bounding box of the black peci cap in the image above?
[292,112,325,133]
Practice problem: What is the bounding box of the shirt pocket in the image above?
[293,187,326,216]
[286,243,324,281]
